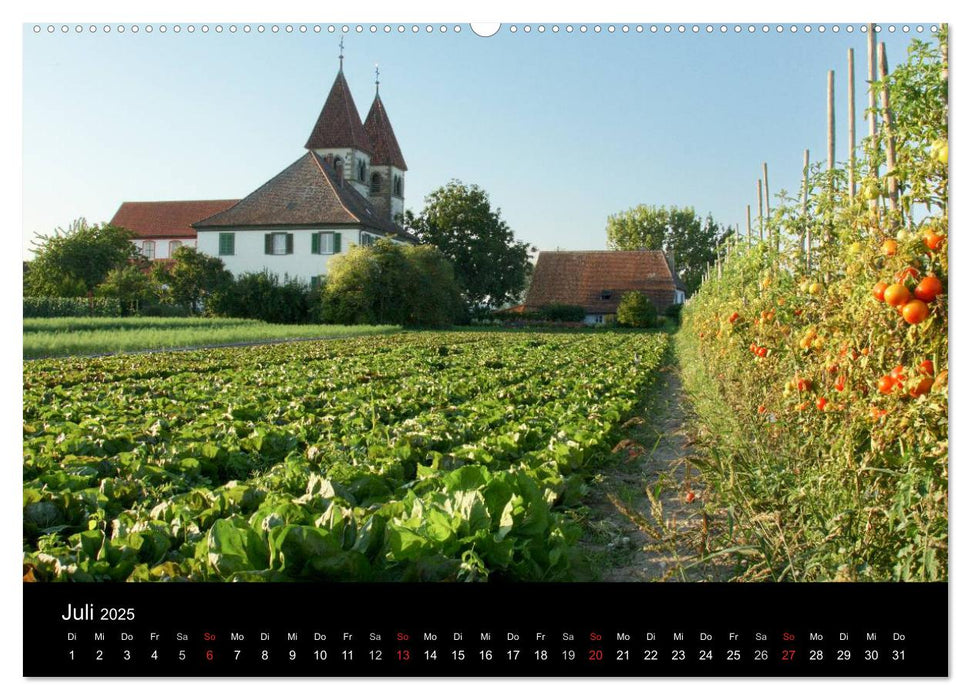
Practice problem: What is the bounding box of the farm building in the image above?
[524,250,686,325]
[109,57,412,285]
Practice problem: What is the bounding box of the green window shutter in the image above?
[310,275,319,289]
[264,233,272,254]
[286,233,294,254]
[311,232,320,255]
[333,232,341,253]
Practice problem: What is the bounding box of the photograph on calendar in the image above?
[22,21,947,587]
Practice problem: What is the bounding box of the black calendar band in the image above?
[24,582,947,677]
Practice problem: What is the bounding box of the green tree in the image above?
[405,181,532,312]
[401,245,463,327]
[153,247,232,314]
[615,291,656,328]
[605,205,731,296]
[25,219,139,296]
[210,271,312,324]
[95,265,157,315]
[322,240,461,327]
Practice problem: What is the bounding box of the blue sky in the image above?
[22,23,932,259]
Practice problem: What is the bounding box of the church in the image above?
[110,53,414,287]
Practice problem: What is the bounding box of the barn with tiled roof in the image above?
[525,250,686,325]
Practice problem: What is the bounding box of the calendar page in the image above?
[20,10,949,680]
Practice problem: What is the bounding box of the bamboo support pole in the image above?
[757,178,764,241]
[763,162,775,252]
[827,70,836,173]
[802,148,811,272]
[878,42,898,211]
[848,48,857,198]
[746,205,752,247]
[867,24,878,173]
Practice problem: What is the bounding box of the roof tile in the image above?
[305,71,372,153]
[363,94,407,170]
[109,200,239,239]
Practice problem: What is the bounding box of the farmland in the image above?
[23,317,399,359]
[23,331,668,582]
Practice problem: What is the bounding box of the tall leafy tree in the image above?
[95,265,158,315]
[405,181,532,312]
[25,219,139,297]
[605,204,731,296]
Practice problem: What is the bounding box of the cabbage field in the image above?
[23,331,668,582]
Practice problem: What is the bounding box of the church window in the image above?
[168,240,183,258]
[393,175,403,196]
[333,157,343,176]
[360,232,380,247]
[358,159,367,181]
[141,240,155,259]
[218,232,235,256]
[265,232,294,255]
[370,172,382,194]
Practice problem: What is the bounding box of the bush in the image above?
[24,297,122,318]
[664,303,683,325]
[211,271,312,324]
[538,304,586,322]
[615,291,656,328]
[138,303,191,318]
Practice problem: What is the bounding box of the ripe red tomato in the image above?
[835,376,846,392]
[923,230,945,250]
[757,404,767,414]
[877,375,896,394]
[685,491,696,503]
[909,377,933,398]
[796,377,811,392]
[757,346,768,357]
[914,275,943,302]
[873,282,889,301]
[729,312,740,323]
[884,283,912,308]
[895,266,920,284]
[891,364,908,384]
[919,359,935,376]
[901,299,930,324]
[816,396,828,410]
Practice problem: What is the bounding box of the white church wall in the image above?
[197,228,375,283]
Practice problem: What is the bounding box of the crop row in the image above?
[24,331,669,582]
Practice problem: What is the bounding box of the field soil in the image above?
[576,360,731,582]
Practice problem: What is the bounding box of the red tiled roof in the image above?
[524,250,684,314]
[192,151,413,239]
[110,200,239,240]
[305,71,372,154]
[363,94,407,170]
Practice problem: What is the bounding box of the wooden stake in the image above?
[746,204,752,246]
[802,149,811,272]
[878,42,898,211]
[848,48,857,198]
[868,24,878,170]
[757,178,764,241]
[827,70,836,173]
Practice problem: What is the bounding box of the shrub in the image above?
[24,297,121,318]
[138,303,191,318]
[538,304,586,322]
[615,291,656,328]
[211,271,312,324]
[664,303,683,325]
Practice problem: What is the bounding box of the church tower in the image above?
[363,67,408,223]
[304,42,372,199]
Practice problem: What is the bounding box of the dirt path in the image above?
[576,359,729,582]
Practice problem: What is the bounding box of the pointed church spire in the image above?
[364,86,407,170]
[305,65,371,153]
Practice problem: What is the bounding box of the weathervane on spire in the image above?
[338,34,345,71]
[375,63,380,95]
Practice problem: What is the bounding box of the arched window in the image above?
[358,159,367,182]
[393,175,403,197]
[370,172,382,194]
[333,157,343,174]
